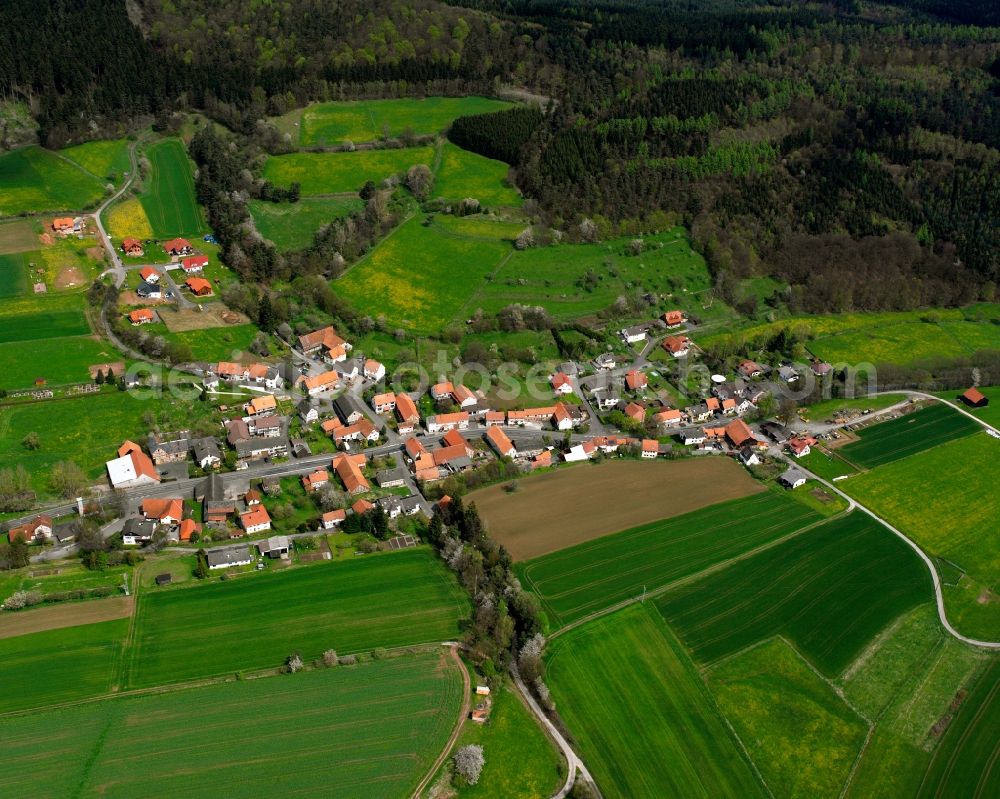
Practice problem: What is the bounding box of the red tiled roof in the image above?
[181,255,208,271]
[164,238,191,252]
[141,497,183,521]
[241,506,271,529]
[962,387,986,404]
[129,309,154,324]
[179,518,201,541]
[395,393,419,422]
[725,419,755,448]
[185,276,212,295]
[486,425,515,456]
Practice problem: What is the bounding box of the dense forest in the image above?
[1,0,999,312]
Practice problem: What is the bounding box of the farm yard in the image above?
[264,146,436,196]
[287,96,514,145]
[138,138,205,237]
[516,491,820,629]
[844,432,1000,639]
[707,638,869,799]
[124,549,468,688]
[249,196,363,251]
[0,651,463,799]
[0,145,107,216]
[474,458,765,562]
[656,512,931,676]
[837,403,979,468]
[545,604,766,799]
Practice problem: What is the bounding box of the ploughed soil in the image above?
[471,457,765,561]
[55,266,85,289]
[0,595,133,640]
[159,302,250,332]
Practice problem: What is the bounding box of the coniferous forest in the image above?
[1,0,999,312]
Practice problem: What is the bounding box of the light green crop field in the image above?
[450,682,565,799]
[935,385,1000,429]
[474,227,726,322]
[708,638,869,799]
[546,604,765,799]
[432,142,522,206]
[124,549,468,688]
[249,196,363,251]
[59,138,131,182]
[844,432,1000,640]
[517,492,820,629]
[295,96,513,145]
[656,512,931,676]
[838,403,979,468]
[0,388,215,496]
[263,147,435,196]
[0,652,463,799]
[155,322,262,362]
[796,448,858,480]
[0,619,128,712]
[336,213,510,333]
[0,146,106,215]
[139,139,205,237]
[0,251,30,297]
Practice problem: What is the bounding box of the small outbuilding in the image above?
[959,387,989,408]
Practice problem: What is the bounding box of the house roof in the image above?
[302,469,330,490]
[507,406,556,422]
[486,425,515,455]
[297,326,346,353]
[247,395,277,414]
[404,437,427,458]
[429,412,470,426]
[241,505,271,528]
[181,255,209,270]
[185,276,212,293]
[352,498,374,514]
[624,401,645,420]
[395,393,419,421]
[431,381,455,397]
[663,335,690,353]
[139,266,158,281]
[962,387,987,404]
[434,444,469,466]
[107,448,160,486]
[141,497,183,521]
[179,518,201,541]
[663,310,685,323]
[452,384,475,404]
[163,238,191,252]
[322,509,347,524]
[441,429,468,450]
[122,237,142,249]
[206,546,251,567]
[625,370,647,390]
[129,309,154,323]
[725,418,755,448]
[551,372,572,389]
[302,371,339,392]
[653,408,681,422]
[333,453,369,493]
[642,439,659,453]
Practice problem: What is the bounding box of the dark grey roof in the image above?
[333,395,364,423]
[399,495,423,514]
[376,466,409,486]
[780,467,808,486]
[123,518,157,539]
[196,472,226,502]
[297,399,316,414]
[136,280,160,296]
[235,437,289,458]
[191,437,221,462]
[206,546,252,568]
[148,437,189,455]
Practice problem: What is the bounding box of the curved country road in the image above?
[792,389,1000,650]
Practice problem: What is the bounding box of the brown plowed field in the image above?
[0,595,133,640]
[470,457,764,561]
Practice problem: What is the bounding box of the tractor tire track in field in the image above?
[410,644,470,799]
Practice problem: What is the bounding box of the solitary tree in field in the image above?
[454,745,485,785]
[21,432,40,451]
[405,164,434,200]
[51,461,86,498]
[286,653,304,673]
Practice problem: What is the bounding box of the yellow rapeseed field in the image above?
[105,197,152,239]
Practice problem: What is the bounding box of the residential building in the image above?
[321,509,346,529]
[164,238,193,256]
[140,497,183,525]
[376,466,409,488]
[106,441,160,489]
[136,280,161,299]
[619,325,647,344]
[301,370,339,396]
[297,326,351,363]
[778,365,799,383]
[333,395,366,426]
[207,546,253,570]
[653,408,682,428]
[245,394,277,417]
[788,436,817,458]
[333,453,369,495]
[551,372,574,395]
[240,505,272,534]
[662,310,686,328]
[185,277,212,296]
[7,515,53,544]
[486,426,516,459]
[122,518,157,546]
[247,414,282,438]
[662,335,691,357]
[181,255,208,273]
[122,238,144,257]
[234,437,289,461]
[425,412,470,433]
[372,392,396,414]
[302,469,330,492]
[624,370,647,392]
[724,419,756,449]
[364,359,386,381]
[623,402,645,423]
[641,439,659,459]
[148,435,190,465]
[258,536,290,559]
[128,308,155,325]
[297,400,319,424]
[738,359,764,379]
[139,266,159,283]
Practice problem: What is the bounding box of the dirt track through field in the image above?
[0,595,133,640]
[471,458,765,561]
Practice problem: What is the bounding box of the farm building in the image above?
[257,535,290,559]
[106,441,160,489]
[779,468,808,489]
[207,546,253,570]
[959,387,989,408]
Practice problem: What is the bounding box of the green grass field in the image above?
[451,682,565,799]
[156,322,262,361]
[838,404,979,468]
[0,619,128,712]
[797,448,858,480]
[517,492,821,629]
[125,549,467,688]
[432,142,521,206]
[0,146,106,215]
[0,388,215,496]
[59,138,131,182]
[139,139,204,237]
[0,652,463,799]
[0,306,90,343]
[0,251,29,297]
[809,318,1000,366]
[473,227,727,323]
[845,432,1000,639]
[0,336,121,390]
[656,512,931,676]
[337,213,511,333]
[546,604,765,799]
[708,638,869,799]
[249,196,363,251]
[264,147,435,196]
[294,96,513,145]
